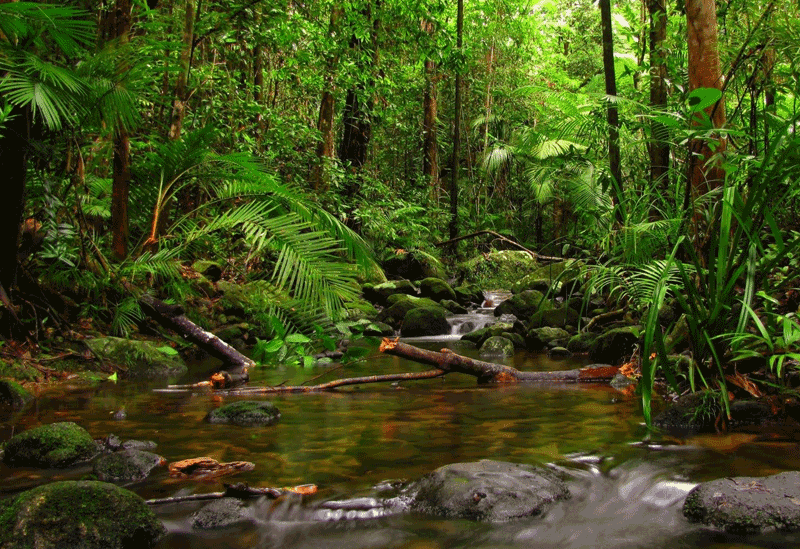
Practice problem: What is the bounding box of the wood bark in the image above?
[449,0,464,244]
[110,0,132,260]
[422,17,440,201]
[686,0,726,198]
[312,7,342,191]
[169,0,195,141]
[648,0,670,188]
[138,294,255,374]
[599,0,623,225]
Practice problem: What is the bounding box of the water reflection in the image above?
[0,340,798,548]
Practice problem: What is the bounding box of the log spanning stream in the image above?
[2,337,800,549]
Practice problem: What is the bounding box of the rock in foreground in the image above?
[683,471,800,533]
[410,460,569,522]
[0,480,165,548]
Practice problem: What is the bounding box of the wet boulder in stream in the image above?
[401,305,451,337]
[0,480,165,548]
[2,421,98,468]
[409,460,569,522]
[683,471,800,533]
[418,277,457,303]
[94,449,166,482]
[494,290,548,319]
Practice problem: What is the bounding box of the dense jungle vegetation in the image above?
[1,0,800,425]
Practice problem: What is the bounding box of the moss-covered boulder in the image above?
[382,250,446,281]
[3,422,98,468]
[500,331,526,349]
[419,277,457,303]
[459,323,514,347]
[377,295,439,328]
[0,480,165,548]
[653,392,775,433]
[94,449,165,482]
[454,283,485,306]
[589,326,640,365]
[494,290,547,320]
[527,305,579,329]
[684,472,800,533]
[85,337,188,380]
[526,327,570,351]
[401,305,451,337]
[344,299,379,321]
[206,401,281,426]
[0,380,33,410]
[362,280,418,305]
[511,276,553,295]
[566,331,599,353]
[480,336,515,357]
[409,460,569,522]
[191,260,223,282]
[217,280,280,316]
[440,299,468,314]
[458,251,540,290]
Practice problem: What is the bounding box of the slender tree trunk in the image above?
[422,17,439,202]
[762,48,775,152]
[312,7,342,191]
[686,0,726,198]
[169,0,195,141]
[648,0,670,188]
[110,0,132,260]
[449,0,464,243]
[599,0,623,225]
[0,104,30,293]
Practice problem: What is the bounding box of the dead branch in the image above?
[379,339,618,383]
[139,294,254,376]
[434,230,564,262]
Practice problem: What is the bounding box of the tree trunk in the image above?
[648,0,670,188]
[449,0,464,244]
[312,7,342,191]
[169,0,195,141]
[110,0,132,260]
[686,0,726,198]
[599,0,623,226]
[0,104,30,293]
[421,17,439,202]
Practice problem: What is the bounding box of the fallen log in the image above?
[379,339,619,383]
[139,294,254,376]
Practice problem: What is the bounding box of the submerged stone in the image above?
[191,497,251,529]
[684,471,800,533]
[0,480,165,548]
[94,449,165,482]
[410,460,569,522]
[3,421,98,468]
[480,336,515,357]
[206,400,281,426]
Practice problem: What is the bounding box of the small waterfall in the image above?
[446,289,513,336]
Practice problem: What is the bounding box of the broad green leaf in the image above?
[157,346,179,356]
[285,333,312,344]
[687,87,722,113]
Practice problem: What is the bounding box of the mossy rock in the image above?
[363,321,394,336]
[419,277,457,303]
[549,346,572,357]
[217,280,291,316]
[362,280,419,305]
[206,401,281,426]
[566,332,599,353]
[3,422,98,468]
[500,331,526,349]
[344,299,379,320]
[511,276,554,295]
[0,380,33,410]
[526,327,570,351]
[377,295,439,328]
[480,336,515,357]
[0,480,165,548]
[191,260,223,282]
[401,305,451,337]
[495,290,547,320]
[454,283,485,306]
[588,326,641,365]
[94,449,165,482]
[191,497,251,530]
[528,306,579,329]
[382,251,446,281]
[440,299,467,314]
[527,260,582,284]
[458,251,540,290]
[85,337,187,380]
[460,323,514,347]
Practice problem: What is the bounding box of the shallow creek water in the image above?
[3,339,800,549]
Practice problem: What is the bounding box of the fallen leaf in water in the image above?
[168,457,255,479]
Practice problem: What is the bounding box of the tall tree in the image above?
[449,0,464,242]
[599,0,623,225]
[312,6,342,191]
[686,0,726,198]
[110,0,133,260]
[421,18,440,201]
[648,0,670,187]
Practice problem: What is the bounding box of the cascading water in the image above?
[446,289,514,336]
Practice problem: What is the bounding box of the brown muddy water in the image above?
[2,339,800,549]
